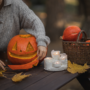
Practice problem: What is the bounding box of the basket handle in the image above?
[76,30,87,42]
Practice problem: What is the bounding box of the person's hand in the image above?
[0,0,3,5]
[37,46,47,60]
[0,60,6,70]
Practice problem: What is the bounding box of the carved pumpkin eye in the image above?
[12,42,34,52]
[26,42,34,52]
[12,42,17,51]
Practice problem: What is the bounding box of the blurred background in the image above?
[20,0,90,90]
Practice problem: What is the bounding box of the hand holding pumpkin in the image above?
[37,46,47,60]
[7,34,47,70]
[0,60,6,70]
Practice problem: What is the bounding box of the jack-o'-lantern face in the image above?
[7,34,38,65]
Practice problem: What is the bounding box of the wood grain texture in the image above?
[0,63,78,90]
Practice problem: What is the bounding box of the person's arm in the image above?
[0,60,5,70]
[18,1,50,60]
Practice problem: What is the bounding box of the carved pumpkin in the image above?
[62,26,82,41]
[7,34,39,70]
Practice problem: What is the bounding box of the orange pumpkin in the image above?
[7,34,39,70]
[62,26,82,41]
[85,40,90,46]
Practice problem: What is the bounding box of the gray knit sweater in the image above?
[0,0,50,51]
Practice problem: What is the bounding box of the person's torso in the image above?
[0,3,20,51]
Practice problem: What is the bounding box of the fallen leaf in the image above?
[67,67,77,74]
[84,63,90,69]
[12,72,31,82]
[0,69,6,77]
[67,60,90,74]
[68,60,73,68]
[73,63,88,73]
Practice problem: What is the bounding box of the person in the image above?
[0,0,50,70]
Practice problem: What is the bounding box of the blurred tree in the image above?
[78,0,90,18]
[30,0,45,5]
[45,0,65,41]
[23,0,31,7]
[78,0,87,18]
[78,0,90,37]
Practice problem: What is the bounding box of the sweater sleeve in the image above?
[18,0,50,47]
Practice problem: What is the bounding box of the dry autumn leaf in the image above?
[68,60,73,68]
[67,60,90,74]
[12,72,31,82]
[0,69,6,77]
[84,63,90,69]
[73,63,87,73]
[67,67,77,74]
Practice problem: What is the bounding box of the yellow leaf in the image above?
[84,63,90,69]
[67,60,90,74]
[0,69,6,77]
[67,67,77,74]
[73,63,87,73]
[68,60,73,68]
[12,72,31,82]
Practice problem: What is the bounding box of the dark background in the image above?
[23,0,90,42]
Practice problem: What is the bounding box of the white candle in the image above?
[44,51,68,71]
[51,50,60,59]
[59,53,67,63]
[44,57,52,70]
[53,61,61,68]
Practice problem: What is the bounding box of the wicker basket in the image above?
[62,30,90,65]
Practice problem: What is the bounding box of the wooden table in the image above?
[0,60,90,90]
[0,62,79,90]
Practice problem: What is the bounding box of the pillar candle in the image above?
[44,57,53,70]
[51,50,60,59]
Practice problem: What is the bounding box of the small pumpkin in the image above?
[85,40,90,46]
[62,26,82,41]
[7,34,39,70]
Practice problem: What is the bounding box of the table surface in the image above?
[0,63,79,90]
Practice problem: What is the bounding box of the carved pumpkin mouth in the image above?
[8,52,37,59]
